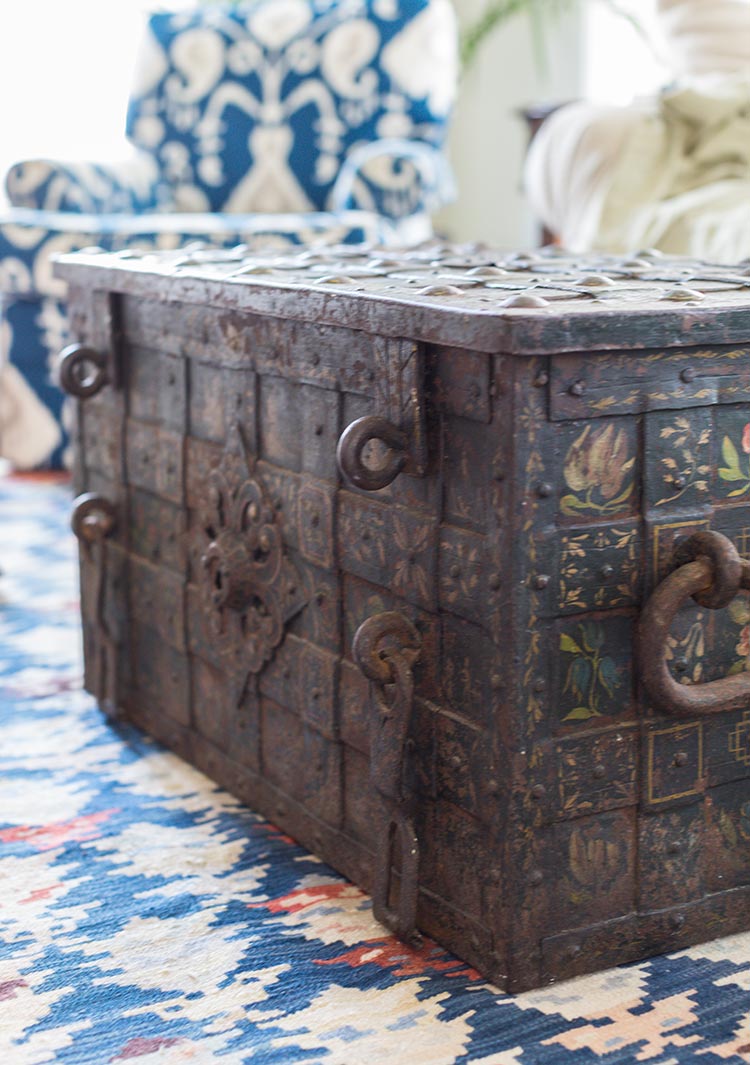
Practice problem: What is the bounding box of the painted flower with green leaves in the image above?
[560,622,621,721]
[719,424,750,498]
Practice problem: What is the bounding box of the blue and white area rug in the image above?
[4,477,750,1064]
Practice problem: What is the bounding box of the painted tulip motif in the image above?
[568,825,623,891]
[561,423,635,516]
[719,422,750,498]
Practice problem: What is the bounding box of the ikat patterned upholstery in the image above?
[126,0,456,216]
[0,0,457,470]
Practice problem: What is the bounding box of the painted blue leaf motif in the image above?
[598,656,620,698]
[581,622,604,653]
[570,656,592,703]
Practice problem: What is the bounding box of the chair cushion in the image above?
[3,296,68,469]
[5,155,165,214]
[0,207,392,298]
[125,0,457,215]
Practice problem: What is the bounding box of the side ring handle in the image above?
[336,415,409,491]
[71,493,116,545]
[59,344,109,398]
[638,531,750,716]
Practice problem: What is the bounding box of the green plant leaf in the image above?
[459,0,536,71]
[459,0,648,75]
[728,660,747,675]
[562,705,600,721]
[719,467,746,481]
[728,487,750,497]
[560,633,582,654]
[722,435,741,470]
[601,0,650,45]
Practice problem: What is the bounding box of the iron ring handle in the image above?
[353,611,421,686]
[672,530,742,609]
[336,415,408,491]
[71,493,116,545]
[59,344,109,398]
[638,531,750,716]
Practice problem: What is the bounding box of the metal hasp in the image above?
[639,531,750,715]
[71,493,117,711]
[353,611,422,942]
[59,344,109,398]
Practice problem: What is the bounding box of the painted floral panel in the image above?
[554,614,634,728]
[557,418,638,523]
[555,522,641,616]
[716,412,750,502]
[644,408,712,510]
[541,809,636,934]
[706,780,750,892]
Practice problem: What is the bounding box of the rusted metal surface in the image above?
[58,242,750,993]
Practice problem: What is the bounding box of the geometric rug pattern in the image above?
[3,477,750,1064]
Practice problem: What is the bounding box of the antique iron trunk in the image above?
[57,243,750,992]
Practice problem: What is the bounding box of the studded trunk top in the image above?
[59,241,750,305]
[57,240,750,357]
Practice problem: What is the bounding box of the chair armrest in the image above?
[329,138,456,222]
[5,153,165,213]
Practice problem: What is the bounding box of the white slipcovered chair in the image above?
[524,0,750,261]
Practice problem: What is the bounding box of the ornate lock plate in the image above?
[199,425,307,702]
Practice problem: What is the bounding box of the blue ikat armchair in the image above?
[0,0,457,468]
